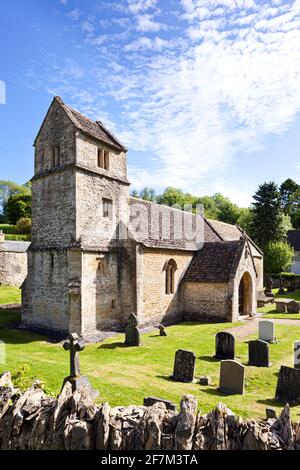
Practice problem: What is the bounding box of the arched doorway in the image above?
[238,272,253,316]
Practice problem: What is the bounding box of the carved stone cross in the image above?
[63,333,85,377]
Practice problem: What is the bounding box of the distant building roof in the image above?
[0,241,30,253]
[183,239,245,282]
[287,230,300,251]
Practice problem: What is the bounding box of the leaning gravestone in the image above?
[294,341,300,370]
[287,300,300,314]
[219,360,245,395]
[215,332,235,359]
[124,313,140,346]
[275,365,300,404]
[259,320,275,343]
[172,349,196,382]
[248,339,271,367]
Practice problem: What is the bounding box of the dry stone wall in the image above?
[0,251,27,287]
[0,371,299,451]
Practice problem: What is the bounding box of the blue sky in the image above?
[1,0,300,206]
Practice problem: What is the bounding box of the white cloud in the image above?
[136,13,168,32]
[127,0,158,14]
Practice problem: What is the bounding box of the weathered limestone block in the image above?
[175,394,197,450]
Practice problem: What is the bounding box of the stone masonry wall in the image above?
[183,282,230,322]
[75,170,129,248]
[139,248,194,327]
[0,372,297,450]
[80,245,137,334]
[0,251,27,287]
[22,249,70,334]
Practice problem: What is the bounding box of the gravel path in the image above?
[227,315,300,341]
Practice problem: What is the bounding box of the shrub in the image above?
[15,217,31,234]
[264,241,294,274]
[0,224,17,234]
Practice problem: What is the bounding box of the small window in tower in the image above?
[51,146,56,167]
[55,146,60,166]
[104,150,109,170]
[50,252,55,270]
[97,148,104,168]
[102,198,113,220]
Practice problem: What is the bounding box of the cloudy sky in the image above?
[1,0,300,206]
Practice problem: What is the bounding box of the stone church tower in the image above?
[22,97,137,336]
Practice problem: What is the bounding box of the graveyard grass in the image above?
[0,286,21,305]
[1,285,300,420]
[258,288,300,319]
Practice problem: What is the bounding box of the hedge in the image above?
[0,224,17,234]
[269,272,300,280]
[4,234,31,241]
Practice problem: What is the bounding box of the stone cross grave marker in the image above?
[124,313,141,346]
[259,320,275,343]
[215,332,235,359]
[172,349,196,382]
[248,339,271,367]
[275,365,300,404]
[219,360,245,395]
[294,341,300,370]
[63,332,84,377]
[287,300,300,314]
[62,333,99,399]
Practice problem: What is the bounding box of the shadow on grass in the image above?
[98,342,129,350]
[198,355,219,363]
[156,375,178,383]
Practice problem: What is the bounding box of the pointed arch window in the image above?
[164,259,177,295]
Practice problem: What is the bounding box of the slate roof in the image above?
[183,239,245,282]
[0,241,30,253]
[128,197,221,251]
[206,219,242,241]
[287,230,300,251]
[38,97,127,152]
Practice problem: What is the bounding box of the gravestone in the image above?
[124,313,140,346]
[248,339,270,367]
[158,324,167,336]
[294,341,300,370]
[62,333,99,399]
[264,276,274,298]
[199,376,211,386]
[172,349,196,382]
[219,360,245,395]
[278,286,286,295]
[275,365,300,404]
[259,320,275,343]
[215,332,235,359]
[143,396,176,411]
[287,300,300,314]
[275,299,289,313]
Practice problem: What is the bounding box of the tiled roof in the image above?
[55,97,127,152]
[183,239,245,282]
[0,241,30,253]
[128,197,221,251]
[287,230,300,251]
[206,219,242,241]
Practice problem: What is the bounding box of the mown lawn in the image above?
[258,288,300,320]
[1,306,300,420]
[0,285,21,305]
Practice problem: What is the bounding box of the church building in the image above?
[21,97,264,337]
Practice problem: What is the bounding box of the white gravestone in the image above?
[259,320,275,343]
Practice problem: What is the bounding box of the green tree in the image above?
[251,182,283,249]
[0,180,31,221]
[237,207,254,236]
[4,193,32,225]
[130,187,157,202]
[264,241,294,273]
[279,178,299,215]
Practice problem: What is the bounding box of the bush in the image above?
[16,217,31,234]
[264,241,294,274]
[4,234,31,241]
[0,224,17,234]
